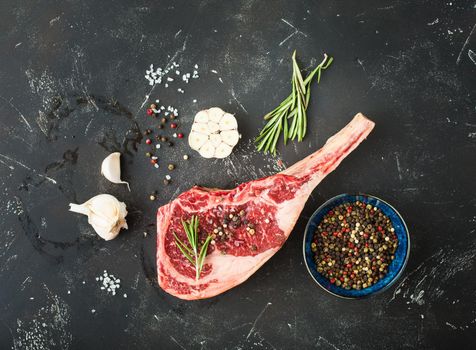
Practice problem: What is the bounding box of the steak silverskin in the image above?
[157,113,375,300]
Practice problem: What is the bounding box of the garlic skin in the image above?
[101,152,130,191]
[69,194,128,241]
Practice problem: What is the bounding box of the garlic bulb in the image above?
[188,107,241,158]
[101,152,130,191]
[69,194,128,241]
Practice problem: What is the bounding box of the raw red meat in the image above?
[157,113,375,300]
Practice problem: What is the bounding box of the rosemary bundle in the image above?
[174,216,212,281]
[255,51,333,155]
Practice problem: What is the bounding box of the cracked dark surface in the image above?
[0,0,475,349]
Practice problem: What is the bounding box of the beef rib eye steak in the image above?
[157,113,375,300]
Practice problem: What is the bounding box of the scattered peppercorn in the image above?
[170,122,178,129]
[149,194,156,201]
[183,154,189,160]
[145,152,152,158]
[158,125,163,129]
[177,133,184,139]
[150,159,157,164]
[170,115,176,120]
[150,103,157,110]
[168,141,174,147]
[145,138,152,145]
[168,164,175,170]
[163,179,170,185]
[312,201,398,291]
[161,117,167,124]
[160,136,167,142]
[146,108,154,116]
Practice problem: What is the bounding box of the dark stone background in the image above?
[0,0,475,349]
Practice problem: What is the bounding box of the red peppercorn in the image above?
[145,138,152,145]
[346,263,352,268]
[170,122,178,129]
[177,133,184,138]
[330,278,336,284]
[146,108,154,116]
[150,159,157,164]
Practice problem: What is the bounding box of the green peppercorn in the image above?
[168,164,175,170]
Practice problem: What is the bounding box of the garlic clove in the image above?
[208,107,224,123]
[194,110,209,123]
[69,194,128,241]
[101,152,130,191]
[198,141,216,158]
[188,131,208,150]
[219,113,238,130]
[214,142,233,158]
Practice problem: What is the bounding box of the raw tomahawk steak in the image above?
[157,113,375,300]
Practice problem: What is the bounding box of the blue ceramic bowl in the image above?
[303,194,410,299]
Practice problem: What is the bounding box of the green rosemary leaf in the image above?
[173,233,195,265]
[196,235,213,280]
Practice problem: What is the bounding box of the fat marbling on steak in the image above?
[157,113,375,300]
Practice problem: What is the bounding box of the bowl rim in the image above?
[302,193,411,299]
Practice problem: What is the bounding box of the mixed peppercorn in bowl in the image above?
[303,194,410,298]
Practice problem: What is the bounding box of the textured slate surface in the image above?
[0,1,475,349]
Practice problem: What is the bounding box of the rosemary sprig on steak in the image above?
[255,51,333,155]
[173,216,213,281]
